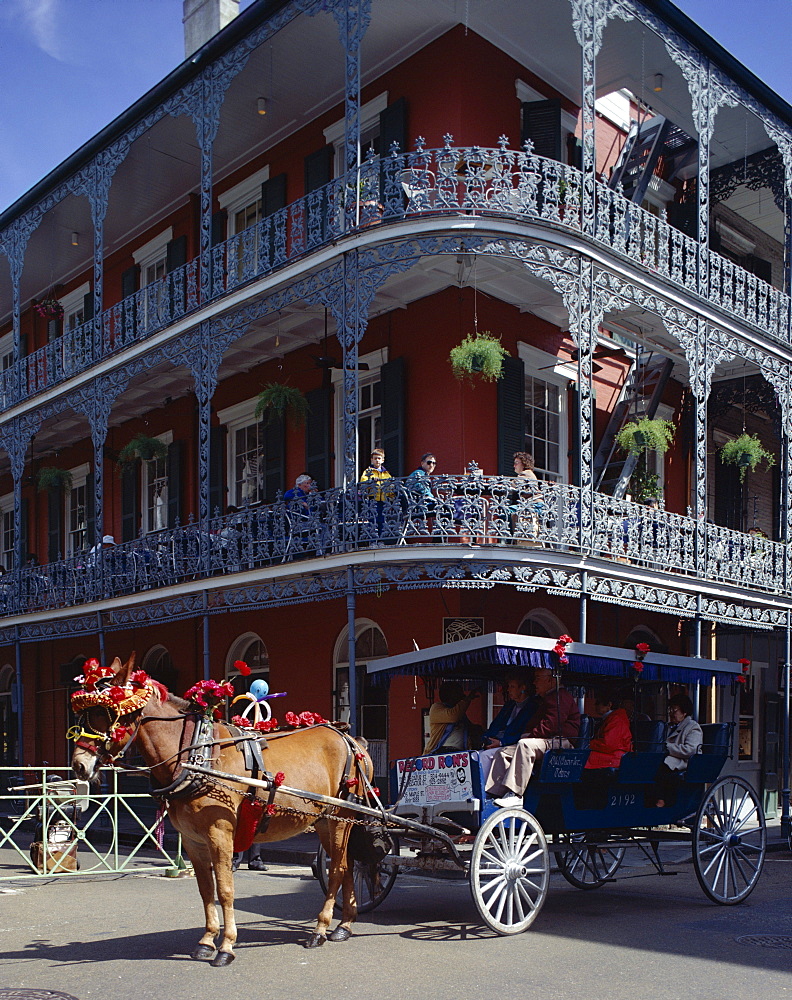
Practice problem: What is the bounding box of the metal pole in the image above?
[14,626,23,764]
[782,612,791,839]
[579,570,588,642]
[346,565,358,737]
[202,591,211,682]
[97,611,105,665]
[692,598,702,721]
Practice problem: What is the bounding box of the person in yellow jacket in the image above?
[359,448,394,541]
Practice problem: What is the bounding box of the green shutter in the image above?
[82,289,95,322]
[521,99,562,161]
[261,419,285,504]
[261,173,287,268]
[304,146,333,243]
[120,462,140,542]
[568,385,581,487]
[380,357,405,478]
[379,98,408,214]
[211,210,227,247]
[18,496,29,569]
[166,235,187,273]
[209,425,227,516]
[305,386,331,489]
[47,485,63,562]
[121,265,139,298]
[497,356,526,475]
[85,473,95,550]
[167,441,183,528]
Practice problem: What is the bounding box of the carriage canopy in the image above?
[366,632,743,687]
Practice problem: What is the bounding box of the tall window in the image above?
[519,344,572,484]
[66,465,90,555]
[226,634,270,705]
[144,455,169,533]
[0,495,13,572]
[218,166,270,280]
[332,350,387,482]
[218,398,277,507]
[133,228,171,329]
[324,92,388,175]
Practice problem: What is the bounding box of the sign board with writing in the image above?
[391,751,478,805]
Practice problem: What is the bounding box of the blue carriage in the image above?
[322,632,767,935]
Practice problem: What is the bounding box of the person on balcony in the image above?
[484,667,580,807]
[508,452,543,543]
[406,453,437,523]
[359,448,394,543]
[423,680,481,754]
[284,474,318,512]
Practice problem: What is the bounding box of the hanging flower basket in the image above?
[118,434,168,468]
[615,417,675,457]
[36,466,73,493]
[34,298,64,321]
[255,383,310,425]
[719,433,775,482]
[449,332,510,383]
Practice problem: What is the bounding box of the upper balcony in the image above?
[1,142,789,417]
[1,476,785,623]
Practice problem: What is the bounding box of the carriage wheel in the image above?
[554,832,625,889]
[315,833,399,914]
[469,807,549,935]
[692,775,766,905]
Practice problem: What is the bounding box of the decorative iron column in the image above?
[572,0,604,238]
[575,260,598,553]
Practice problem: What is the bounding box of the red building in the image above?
[0,0,789,824]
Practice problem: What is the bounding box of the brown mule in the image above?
[71,654,373,965]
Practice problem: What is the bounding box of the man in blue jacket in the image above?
[477,670,537,785]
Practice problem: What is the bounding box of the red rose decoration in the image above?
[345,778,358,790]
[254,718,278,731]
[266,803,277,816]
[234,660,251,676]
[636,643,651,654]
[274,772,285,787]
[285,712,299,727]
[632,661,644,673]
[130,670,149,686]
[298,711,316,726]
[111,726,131,742]
[371,787,380,796]
[558,634,573,646]
[108,686,127,704]
[736,675,747,685]
[231,715,251,728]
[355,752,365,761]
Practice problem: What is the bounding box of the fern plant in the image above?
[615,417,675,457]
[118,434,168,468]
[255,383,310,425]
[719,433,775,482]
[449,332,510,383]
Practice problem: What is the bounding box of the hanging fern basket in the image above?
[254,383,310,425]
[719,433,775,483]
[615,417,675,457]
[36,466,73,493]
[117,434,168,468]
[449,332,510,383]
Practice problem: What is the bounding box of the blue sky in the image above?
[0,0,789,212]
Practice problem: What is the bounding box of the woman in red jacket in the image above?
[584,688,633,769]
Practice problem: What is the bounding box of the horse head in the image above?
[70,652,165,782]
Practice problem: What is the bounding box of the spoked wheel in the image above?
[693,775,766,904]
[554,832,626,889]
[469,807,549,935]
[315,834,399,914]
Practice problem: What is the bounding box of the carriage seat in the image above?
[700,723,730,756]
[572,714,593,752]
[632,719,667,753]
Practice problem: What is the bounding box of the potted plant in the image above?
[34,298,64,321]
[615,417,675,457]
[118,433,168,468]
[255,383,310,425]
[449,332,510,382]
[36,466,72,493]
[719,433,775,482]
[628,466,661,505]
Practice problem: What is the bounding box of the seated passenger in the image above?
[654,693,703,807]
[423,681,481,754]
[481,669,536,750]
[484,667,580,807]
[584,688,632,769]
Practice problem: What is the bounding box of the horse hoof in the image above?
[210,951,236,967]
[304,933,326,949]
[328,926,352,942]
[191,944,216,960]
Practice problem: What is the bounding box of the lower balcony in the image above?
[3,477,785,617]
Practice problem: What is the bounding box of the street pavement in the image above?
[0,842,790,1000]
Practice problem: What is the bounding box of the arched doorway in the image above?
[0,663,17,767]
[226,633,269,701]
[333,621,389,783]
[141,645,179,691]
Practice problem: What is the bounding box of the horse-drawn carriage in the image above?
[69,636,764,963]
[316,632,766,934]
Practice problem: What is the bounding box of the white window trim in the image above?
[0,492,12,570]
[0,331,12,365]
[218,396,261,507]
[58,282,90,322]
[518,342,571,484]
[133,227,173,274]
[515,79,578,137]
[218,165,271,234]
[140,430,173,535]
[324,91,389,175]
[331,347,389,485]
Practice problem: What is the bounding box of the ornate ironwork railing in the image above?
[0,766,182,880]
[3,142,788,410]
[0,477,784,618]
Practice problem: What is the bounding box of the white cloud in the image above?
[14,0,66,62]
